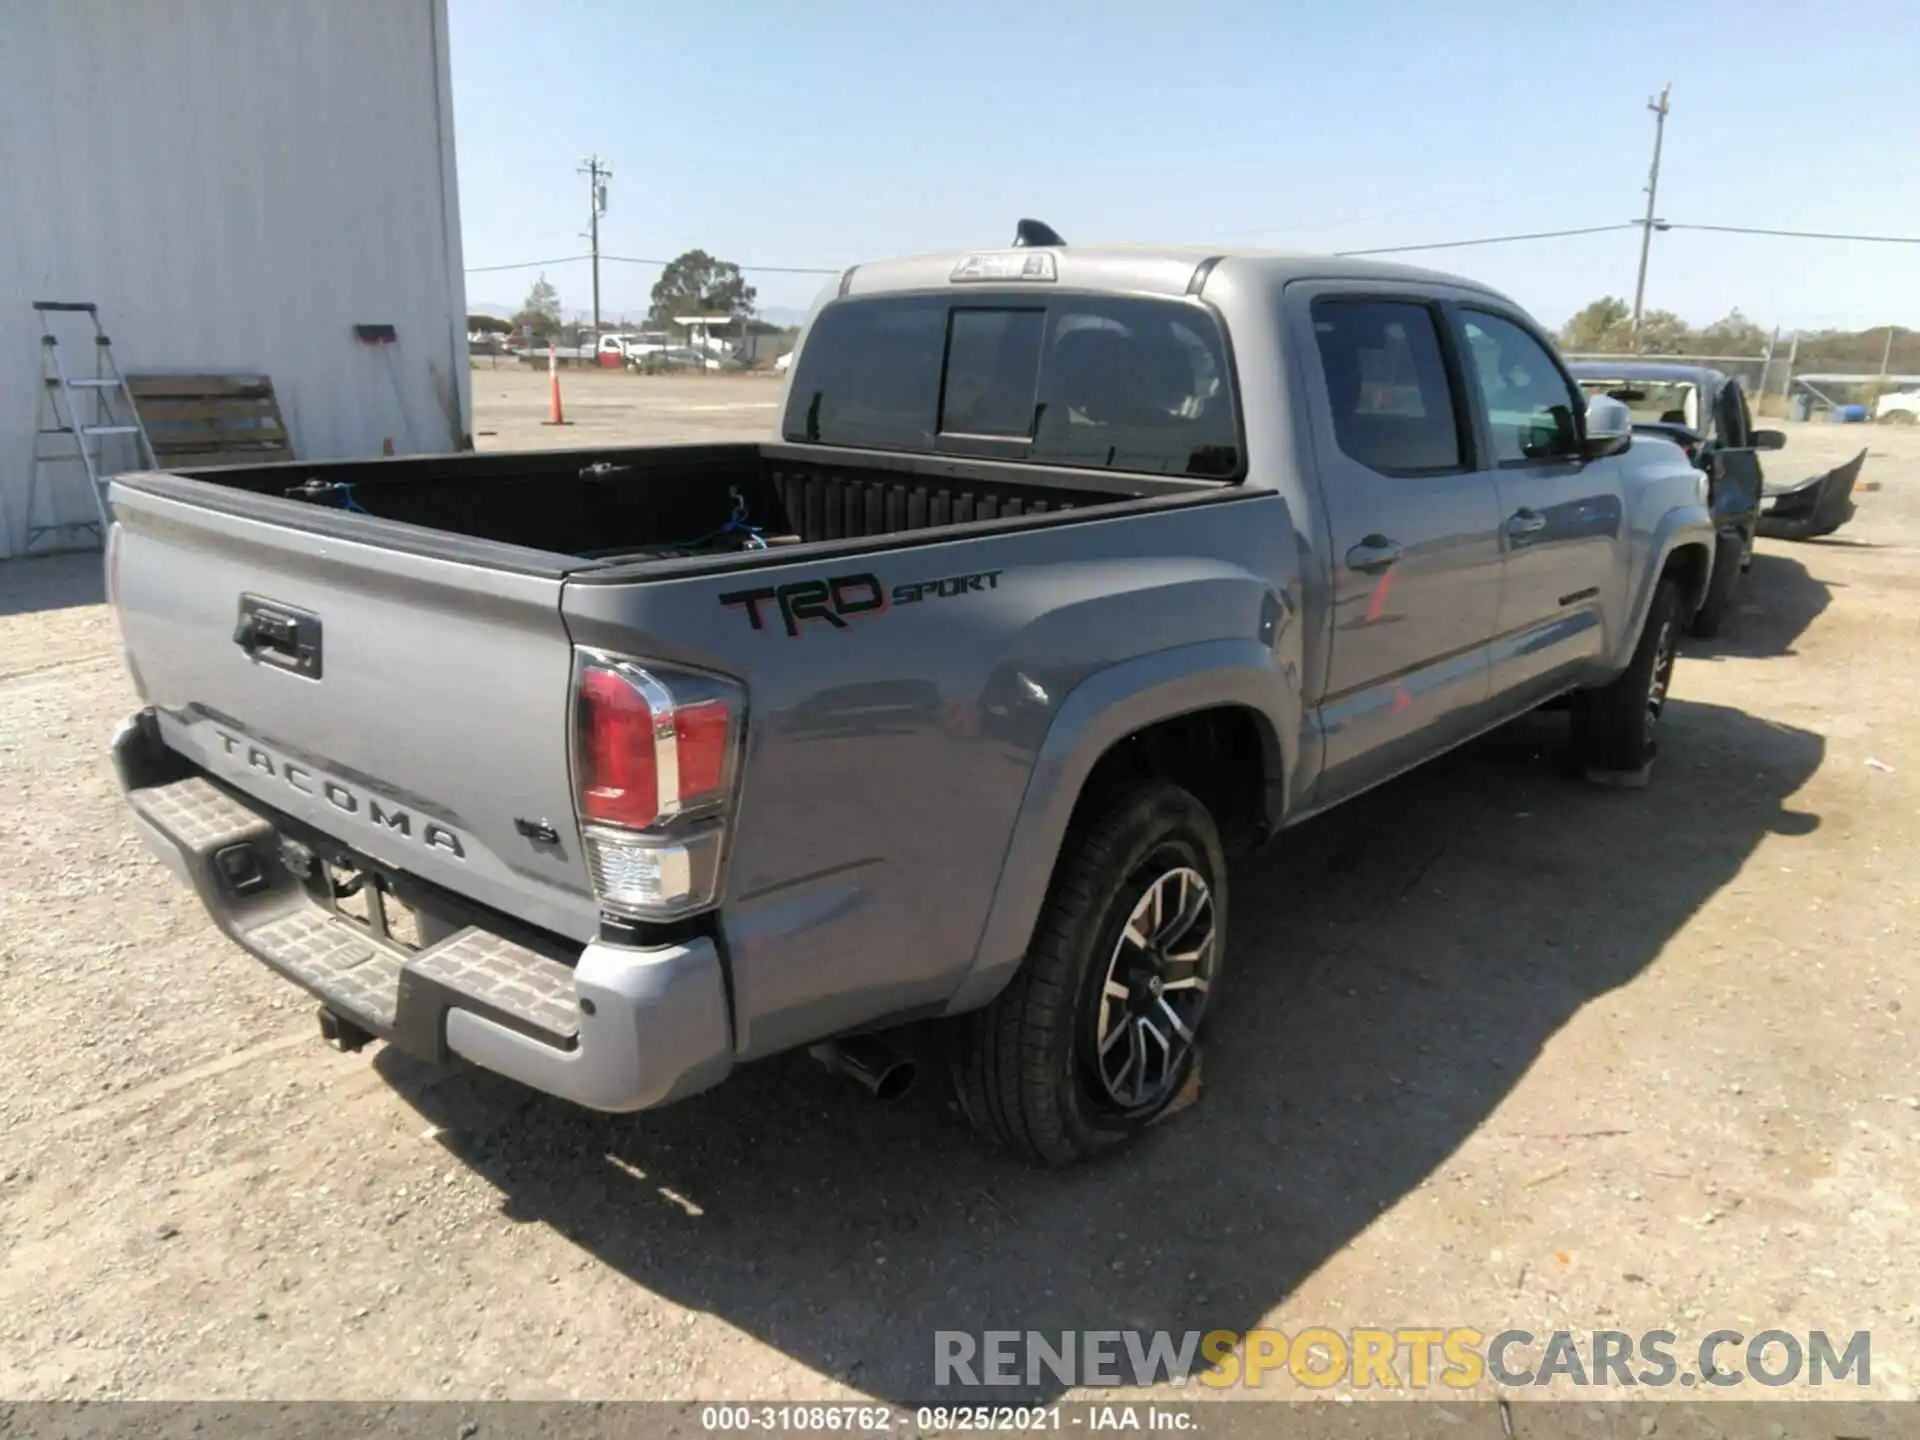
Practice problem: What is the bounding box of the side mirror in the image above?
[1581,395,1633,458]
[1752,428,1787,451]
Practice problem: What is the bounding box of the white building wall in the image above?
[0,0,470,558]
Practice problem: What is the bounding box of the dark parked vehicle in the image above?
[1570,362,1782,637]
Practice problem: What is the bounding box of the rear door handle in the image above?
[1506,508,1548,536]
[1345,535,1402,573]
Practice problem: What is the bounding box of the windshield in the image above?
[783,293,1241,478]
[1576,378,1701,431]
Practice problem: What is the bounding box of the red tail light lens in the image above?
[574,656,739,831]
[577,665,663,828]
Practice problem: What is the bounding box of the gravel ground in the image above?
[1,386,1916,1406]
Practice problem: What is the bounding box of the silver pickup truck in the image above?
[106,234,1714,1163]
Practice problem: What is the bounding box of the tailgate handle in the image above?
[234,594,323,679]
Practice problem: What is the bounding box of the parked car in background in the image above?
[773,350,794,374]
[595,334,651,367]
[628,345,729,373]
[1875,386,1920,424]
[1570,362,1781,637]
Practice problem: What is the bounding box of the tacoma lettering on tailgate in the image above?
[211,730,467,858]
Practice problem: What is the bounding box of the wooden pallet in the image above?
[126,373,291,470]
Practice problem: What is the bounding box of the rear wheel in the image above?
[1570,577,1681,778]
[952,780,1226,1165]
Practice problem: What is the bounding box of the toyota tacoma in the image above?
[106,228,1714,1163]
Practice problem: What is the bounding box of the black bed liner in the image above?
[111,440,1237,581]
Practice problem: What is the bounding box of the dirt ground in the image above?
[467,364,784,448]
[2,372,1916,1407]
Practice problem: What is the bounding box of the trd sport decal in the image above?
[720,569,1002,638]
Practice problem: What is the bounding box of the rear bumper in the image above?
[112,710,733,1113]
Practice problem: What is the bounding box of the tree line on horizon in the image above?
[1559,296,1917,376]
[481,250,779,344]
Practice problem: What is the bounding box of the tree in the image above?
[647,250,758,329]
[1558,297,1705,356]
[510,274,564,340]
[466,313,512,336]
[1559,296,1632,353]
[1634,309,1691,356]
[1696,308,1769,357]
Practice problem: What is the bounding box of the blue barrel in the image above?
[1836,403,1869,424]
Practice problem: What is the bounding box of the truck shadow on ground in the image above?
[1685,548,1833,662]
[382,684,1824,1404]
[0,551,104,618]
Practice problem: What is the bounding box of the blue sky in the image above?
[450,0,1919,332]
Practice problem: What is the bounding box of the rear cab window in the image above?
[1575,376,1702,432]
[784,294,1241,478]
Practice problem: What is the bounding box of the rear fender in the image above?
[945,638,1294,1014]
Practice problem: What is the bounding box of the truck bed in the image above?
[131,442,1200,572]
[104,437,1245,958]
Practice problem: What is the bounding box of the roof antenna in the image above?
[1013,218,1065,248]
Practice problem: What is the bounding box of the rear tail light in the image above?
[571,651,744,921]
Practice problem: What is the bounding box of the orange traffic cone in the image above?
[541,342,571,426]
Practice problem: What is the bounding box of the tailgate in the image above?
[109,482,598,943]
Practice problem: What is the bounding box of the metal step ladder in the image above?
[23,301,157,554]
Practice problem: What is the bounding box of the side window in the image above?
[1310,298,1463,474]
[1460,312,1581,464]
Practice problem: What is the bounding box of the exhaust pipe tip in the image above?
[809,1037,918,1102]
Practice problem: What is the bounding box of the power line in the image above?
[465,217,1920,280]
[1333,223,1639,258]
[464,254,588,274]
[1665,222,1920,244]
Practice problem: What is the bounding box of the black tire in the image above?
[1687,534,1743,638]
[1569,577,1682,776]
[952,780,1227,1165]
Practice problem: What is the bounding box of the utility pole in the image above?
[1880,326,1895,378]
[1631,84,1671,346]
[579,155,612,336]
